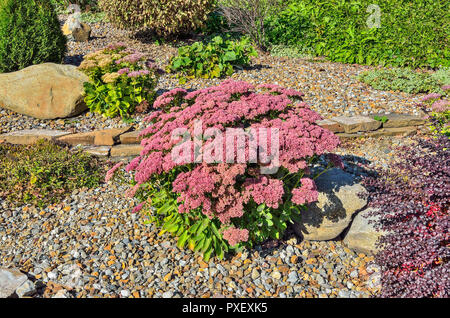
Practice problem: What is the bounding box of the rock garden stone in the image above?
[72,23,92,42]
[0,267,28,298]
[57,131,96,145]
[83,146,111,157]
[120,130,143,144]
[366,127,416,138]
[110,144,143,157]
[293,168,368,241]
[0,129,70,145]
[331,116,382,133]
[343,208,386,255]
[0,63,88,119]
[370,113,426,128]
[317,119,345,133]
[94,127,132,146]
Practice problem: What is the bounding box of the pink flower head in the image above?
[105,162,123,182]
[422,93,442,102]
[292,178,319,205]
[431,99,450,113]
[118,67,130,75]
[127,71,140,78]
[223,227,249,246]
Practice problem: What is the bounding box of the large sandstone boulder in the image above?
[343,208,386,255]
[293,168,368,241]
[0,63,88,119]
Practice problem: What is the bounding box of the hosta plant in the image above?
[78,43,160,119]
[363,136,449,297]
[167,36,257,83]
[107,80,342,260]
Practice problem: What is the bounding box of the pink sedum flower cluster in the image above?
[119,80,341,246]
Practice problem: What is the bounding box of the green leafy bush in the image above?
[265,0,449,68]
[167,36,257,83]
[0,0,67,73]
[99,0,215,37]
[78,43,160,119]
[358,68,450,94]
[0,140,102,208]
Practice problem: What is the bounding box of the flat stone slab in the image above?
[94,127,132,146]
[57,131,95,145]
[370,113,426,128]
[120,130,143,144]
[331,116,382,133]
[110,144,143,157]
[0,129,71,145]
[0,267,28,298]
[367,127,417,137]
[83,146,111,157]
[317,119,345,133]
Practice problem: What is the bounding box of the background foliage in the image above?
[264,0,449,68]
[99,0,215,36]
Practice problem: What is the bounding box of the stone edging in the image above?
[0,113,425,158]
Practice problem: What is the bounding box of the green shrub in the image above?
[358,68,450,94]
[265,0,449,68]
[78,43,160,119]
[0,140,102,208]
[0,0,67,73]
[167,36,257,83]
[99,0,215,37]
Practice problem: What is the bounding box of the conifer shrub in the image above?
[107,80,342,260]
[0,0,67,73]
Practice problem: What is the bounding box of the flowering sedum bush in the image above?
[99,0,215,37]
[108,80,342,260]
[79,43,160,119]
[419,86,450,138]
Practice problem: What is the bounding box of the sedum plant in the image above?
[0,0,67,73]
[419,86,450,138]
[99,0,215,37]
[78,43,160,119]
[167,36,258,83]
[107,80,342,260]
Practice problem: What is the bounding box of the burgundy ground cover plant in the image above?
[108,80,342,260]
[363,136,449,297]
